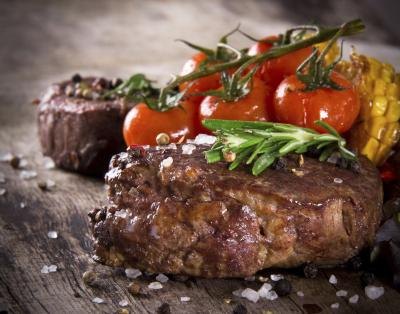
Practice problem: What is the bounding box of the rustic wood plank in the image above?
[1,0,400,313]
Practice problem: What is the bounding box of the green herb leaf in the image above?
[203,119,356,175]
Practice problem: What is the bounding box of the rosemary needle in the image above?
[203,119,356,175]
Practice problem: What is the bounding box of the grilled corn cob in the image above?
[337,53,400,165]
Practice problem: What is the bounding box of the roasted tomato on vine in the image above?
[123,101,196,146]
[179,52,222,105]
[199,77,271,131]
[248,36,313,89]
[274,71,360,134]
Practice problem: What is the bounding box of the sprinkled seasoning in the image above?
[241,288,259,303]
[118,300,129,307]
[47,231,58,239]
[365,285,384,300]
[336,290,348,297]
[181,144,196,155]
[270,274,284,281]
[155,273,169,283]
[19,170,37,180]
[334,177,343,184]
[160,157,173,169]
[330,303,339,309]
[180,296,190,302]
[41,265,57,274]
[156,133,170,146]
[148,281,163,290]
[92,297,105,304]
[125,268,142,279]
[349,294,359,304]
[329,274,338,284]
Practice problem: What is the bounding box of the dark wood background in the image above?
[1,0,400,313]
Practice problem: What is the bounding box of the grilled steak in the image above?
[37,76,134,176]
[89,144,383,278]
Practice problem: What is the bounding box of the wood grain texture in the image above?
[0,0,400,313]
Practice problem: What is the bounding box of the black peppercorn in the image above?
[9,156,20,169]
[303,263,318,279]
[232,303,247,314]
[111,78,123,89]
[348,256,363,271]
[72,73,82,83]
[272,157,287,170]
[157,303,171,314]
[360,272,375,286]
[274,278,292,296]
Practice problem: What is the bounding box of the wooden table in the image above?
[1,1,400,313]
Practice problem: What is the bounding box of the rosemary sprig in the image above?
[203,119,356,175]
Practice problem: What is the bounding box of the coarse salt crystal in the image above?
[331,303,340,309]
[0,153,13,162]
[232,289,243,297]
[265,290,278,301]
[0,188,6,196]
[19,170,37,180]
[148,281,163,290]
[193,134,216,145]
[41,264,57,274]
[181,144,196,155]
[258,283,273,298]
[43,157,56,169]
[180,296,190,302]
[241,288,260,303]
[163,143,178,150]
[156,273,169,283]
[336,290,348,297]
[0,172,5,183]
[114,210,128,219]
[270,274,284,281]
[19,159,28,169]
[47,231,58,239]
[329,274,338,285]
[297,291,304,297]
[20,202,26,208]
[125,268,142,279]
[160,157,173,169]
[92,297,105,304]
[365,285,384,300]
[118,300,129,307]
[48,265,57,272]
[334,177,343,184]
[46,179,56,188]
[349,294,359,304]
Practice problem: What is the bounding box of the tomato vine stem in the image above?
[157,19,365,110]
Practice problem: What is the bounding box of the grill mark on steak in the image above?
[90,144,383,278]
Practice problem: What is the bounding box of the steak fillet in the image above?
[37,77,134,176]
[89,144,383,278]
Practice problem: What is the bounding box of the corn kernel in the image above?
[370,96,388,117]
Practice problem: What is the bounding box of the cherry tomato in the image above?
[380,162,398,182]
[248,37,313,89]
[199,77,271,132]
[179,52,222,105]
[123,101,196,146]
[273,72,360,134]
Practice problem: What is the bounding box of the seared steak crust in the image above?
[37,78,134,176]
[90,144,383,278]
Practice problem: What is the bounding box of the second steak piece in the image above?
[37,76,135,177]
[90,144,383,278]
